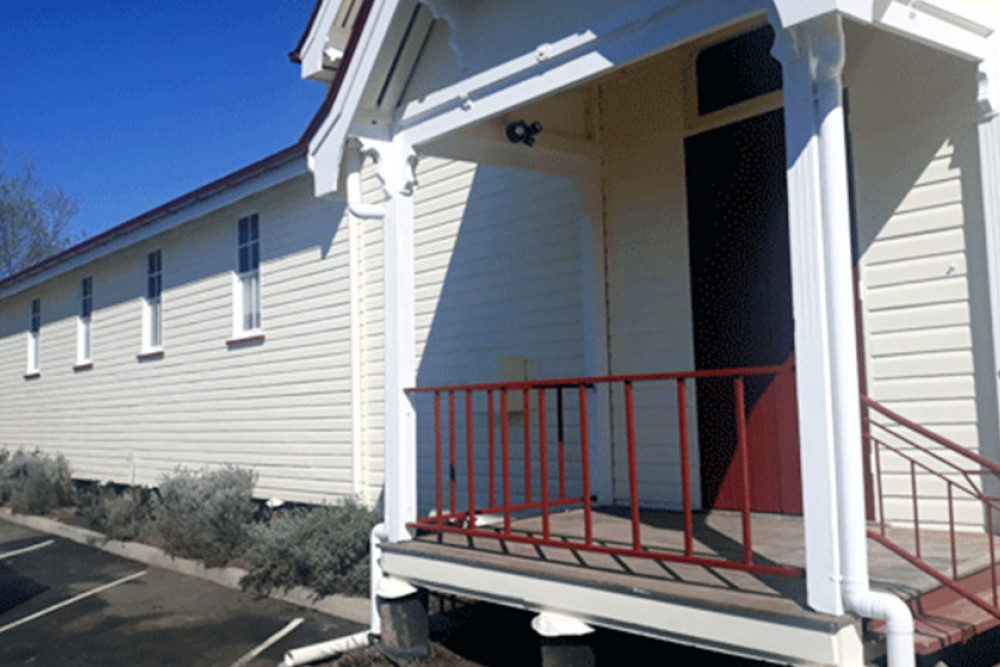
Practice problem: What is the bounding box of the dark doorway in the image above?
[684,109,801,514]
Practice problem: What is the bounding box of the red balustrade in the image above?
[862,396,1000,620]
[404,367,803,578]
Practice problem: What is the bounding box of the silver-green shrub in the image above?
[78,484,154,542]
[241,499,381,597]
[154,466,257,567]
[0,449,74,515]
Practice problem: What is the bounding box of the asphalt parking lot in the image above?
[0,520,364,666]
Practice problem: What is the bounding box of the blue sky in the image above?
[1,0,326,241]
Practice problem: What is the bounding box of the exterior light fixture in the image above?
[506,120,542,146]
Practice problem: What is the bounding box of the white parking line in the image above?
[230,617,304,667]
[0,539,55,560]
[0,569,147,635]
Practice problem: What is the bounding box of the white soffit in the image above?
[874,0,995,62]
[300,0,366,81]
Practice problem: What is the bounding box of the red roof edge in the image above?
[289,0,327,63]
[0,0,375,295]
[0,144,307,292]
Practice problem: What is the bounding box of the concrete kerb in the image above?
[0,507,370,625]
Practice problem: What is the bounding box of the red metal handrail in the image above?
[861,395,1000,621]
[404,366,803,579]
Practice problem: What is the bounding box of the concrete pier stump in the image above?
[532,611,596,667]
[377,577,429,661]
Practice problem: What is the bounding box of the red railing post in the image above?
[449,390,456,514]
[911,461,921,560]
[557,387,566,501]
[524,389,532,504]
[435,392,443,524]
[624,380,641,551]
[466,389,476,528]
[502,389,511,535]
[539,389,550,540]
[734,376,753,565]
[989,509,998,608]
[874,440,886,537]
[947,484,958,579]
[488,389,496,509]
[678,379,693,558]
[579,385,593,546]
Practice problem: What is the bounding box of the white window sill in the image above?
[226,331,266,347]
[137,348,165,361]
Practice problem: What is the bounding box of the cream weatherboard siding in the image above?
[411,156,587,515]
[846,26,997,530]
[601,49,699,509]
[0,172,360,505]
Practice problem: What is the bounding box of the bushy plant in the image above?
[0,449,74,515]
[154,466,257,567]
[77,484,154,541]
[241,499,381,598]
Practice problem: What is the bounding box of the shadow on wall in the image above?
[843,25,999,473]
[412,162,588,515]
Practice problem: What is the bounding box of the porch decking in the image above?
[381,507,997,660]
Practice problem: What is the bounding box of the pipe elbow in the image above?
[346,146,385,220]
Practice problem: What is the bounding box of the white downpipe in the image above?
[348,210,366,502]
[282,630,370,666]
[345,144,385,220]
[370,522,389,636]
[812,15,914,667]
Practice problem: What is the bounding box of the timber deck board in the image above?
[386,507,994,643]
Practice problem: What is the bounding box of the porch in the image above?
[395,367,1000,661]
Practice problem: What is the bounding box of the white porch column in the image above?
[771,18,843,616]
[378,136,420,543]
[977,38,1000,479]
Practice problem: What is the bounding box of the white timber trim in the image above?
[770,12,844,617]
[874,0,993,62]
[396,0,767,148]
[309,0,403,198]
[977,37,1000,479]
[577,162,613,505]
[367,135,419,542]
[381,548,859,666]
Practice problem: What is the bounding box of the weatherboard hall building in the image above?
[3,1,1000,665]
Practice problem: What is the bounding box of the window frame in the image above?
[76,276,93,368]
[26,298,40,376]
[141,250,164,356]
[232,213,263,342]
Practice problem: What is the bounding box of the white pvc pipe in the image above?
[345,145,385,220]
[282,630,370,667]
[370,522,389,636]
[812,15,914,667]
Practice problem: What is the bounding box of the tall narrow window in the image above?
[27,298,40,374]
[78,277,93,366]
[236,214,261,334]
[143,250,163,352]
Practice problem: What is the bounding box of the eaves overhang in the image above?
[0,145,309,301]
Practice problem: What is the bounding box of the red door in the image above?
[684,109,802,514]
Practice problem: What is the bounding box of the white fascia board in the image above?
[0,157,307,302]
[300,0,350,81]
[381,550,854,666]
[309,0,403,199]
[396,0,765,149]
[771,0,874,28]
[876,0,994,61]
